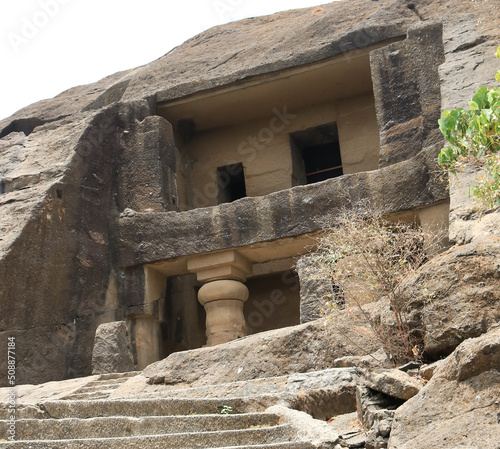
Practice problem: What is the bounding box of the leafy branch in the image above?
[438,45,500,208]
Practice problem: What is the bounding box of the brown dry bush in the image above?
[298,208,441,365]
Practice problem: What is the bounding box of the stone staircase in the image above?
[0,370,352,448]
[56,372,140,401]
[0,398,314,448]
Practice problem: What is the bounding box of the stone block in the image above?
[92,321,135,375]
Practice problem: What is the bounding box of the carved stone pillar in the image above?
[187,250,252,346]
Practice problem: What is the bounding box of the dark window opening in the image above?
[290,122,343,184]
[56,189,63,199]
[217,163,246,204]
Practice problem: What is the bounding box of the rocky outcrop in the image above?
[448,166,500,245]
[0,101,164,386]
[389,326,500,449]
[399,236,500,359]
[0,1,417,136]
[143,316,378,388]
[0,0,499,392]
[352,368,424,449]
[371,22,445,167]
[0,0,448,387]
[333,348,390,370]
[421,0,500,248]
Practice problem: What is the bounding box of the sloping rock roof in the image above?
[0,0,416,130]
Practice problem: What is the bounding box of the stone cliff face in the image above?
[0,0,499,387]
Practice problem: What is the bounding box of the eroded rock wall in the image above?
[0,101,178,385]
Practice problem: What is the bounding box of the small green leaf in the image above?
[468,100,479,110]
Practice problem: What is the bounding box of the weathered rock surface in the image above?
[333,348,389,370]
[0,376,99,405]
[448,166,500,245]
[267,405,340,448]
[356,386,402,432]
[355,383,407,449]
[296,258,332,323]
[364,370,422,400]
[371,22,444,167]
[286,369,359,421]
[399,235,500,358]
[0,101,158,386]
[389,326,500,449]
[423,0,500,250]
[91,321,135,375]
[143,317,378,388]
[419,360,442,381]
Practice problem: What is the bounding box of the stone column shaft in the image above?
[188,250,252,346]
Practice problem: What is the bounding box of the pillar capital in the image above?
[187,249,252,282]
[198,279,249,306]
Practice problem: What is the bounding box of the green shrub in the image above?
[438,45,500,208]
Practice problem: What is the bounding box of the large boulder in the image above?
[400,236,500,358]
[143,316,378,388]
[389,326,500,449]
[364,369,422,401]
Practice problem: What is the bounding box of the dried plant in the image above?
[299,207,441,365]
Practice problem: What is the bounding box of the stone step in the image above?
[63,391,114,400]
[110,368,357,402]
[75,381,129,392]
[2,423,295,448]
[211,444,314,449]
[0,413,281,440]
[1,442,313,449]
[2,396,281,421]
[114,376,289,401]
[97,372,141,380]
[62,384,126,400]
[14,396,276,420]
[60,375,140,400]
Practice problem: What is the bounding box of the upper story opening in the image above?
[157,42,393,211]
[290,122,343,185]
[217,163,246,204]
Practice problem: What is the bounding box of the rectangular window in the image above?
[290,123,343,184]
[217,163,246,204]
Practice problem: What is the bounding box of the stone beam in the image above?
[116,146,448,268]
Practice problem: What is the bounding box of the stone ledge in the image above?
[117,146,448,267]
